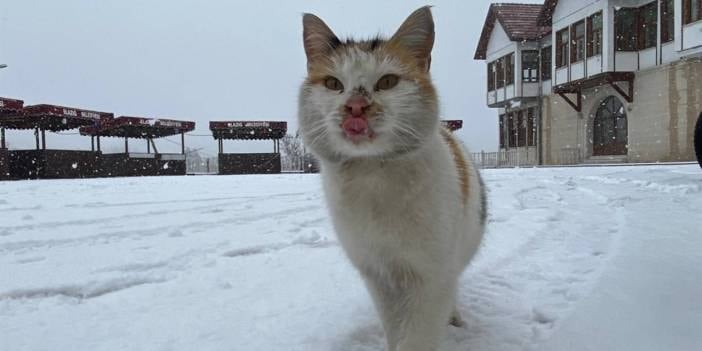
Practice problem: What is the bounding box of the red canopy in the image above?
[441,120,463,131]
[80,116,195,138]
[210,121,287,140]
[0,97,24,116]
[0,102,114,131]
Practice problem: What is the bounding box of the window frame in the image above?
[487,62,495,91]
[683,0,702,25]
[541,46,552,81]
[505,53,515,86]
[570,20,586,63]
[661,0,675,43]
[521,50,540,83]
[615,7,638,52]
[517,110,527,148]
[556,28,569,68]
[527,108,537,147]
[499,114,506,149]
[496,57,505,89]
[638,2,658,50]
[587,12,603,57]
[508,112,517,148]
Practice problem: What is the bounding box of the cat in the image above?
[297,6,487,351]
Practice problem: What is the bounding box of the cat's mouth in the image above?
[341,116,375,143]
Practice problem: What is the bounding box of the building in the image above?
[475,0,702,165]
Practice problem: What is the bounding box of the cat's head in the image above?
[298,6,439,162]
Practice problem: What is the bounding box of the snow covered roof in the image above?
[79,116,195,138]
[474,3,551,60]
[209,121,287,140]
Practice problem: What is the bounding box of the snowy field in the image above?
[1,165,701,351]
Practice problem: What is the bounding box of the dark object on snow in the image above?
[695,112,702,169]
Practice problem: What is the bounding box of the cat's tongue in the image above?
[342,117,369,137]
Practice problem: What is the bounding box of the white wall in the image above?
[486,21,516,62]
[682,21,702,51]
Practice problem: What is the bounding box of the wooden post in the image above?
[91,136,95,151]
[181,132,185,155]
[206,158,210,173]
[35,128,40,150]
[41,129,46,150]
[0,127,5,149]
[97,136,101,152]
[147,139,151,153]
[124,137,129,153]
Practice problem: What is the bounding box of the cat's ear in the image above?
[389,6,434,71]
[302,13,340,66]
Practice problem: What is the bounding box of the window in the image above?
[527,108,537,147]
[522,51,539,83]
[508,113,517,147]
[661,0,674,43]
[499,115,506,149]
[487,62,495,91]
[571,20,586,63]
[615,8,637,51]
[517,111,527,147]
[505,53,515,86]
[496,57,504,89]
[684,0,702,24]
[541,46,552,80]
[587,12,603,57]
[556,28,569,68]
[638,2,657,50]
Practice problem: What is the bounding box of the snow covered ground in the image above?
[1,165,700,351]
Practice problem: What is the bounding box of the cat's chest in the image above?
[323,164,435,233]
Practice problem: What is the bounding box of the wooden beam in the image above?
[558,91,582,112]
[1,127,5,149]
[609,81,634,103]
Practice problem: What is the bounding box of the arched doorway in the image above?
[593,96,628,156]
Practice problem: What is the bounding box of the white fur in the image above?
[318,132,484,351]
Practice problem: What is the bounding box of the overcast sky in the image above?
[0,0,542,156]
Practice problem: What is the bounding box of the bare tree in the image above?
[280,133,305,172]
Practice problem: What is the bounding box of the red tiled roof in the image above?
[538,0,559,26]
[474,3,551,60]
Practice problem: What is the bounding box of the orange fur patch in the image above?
[441,128,470,205]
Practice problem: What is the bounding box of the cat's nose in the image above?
[345,95,370,117]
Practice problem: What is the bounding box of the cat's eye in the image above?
[375,74,400,91]
[324,77,344,91]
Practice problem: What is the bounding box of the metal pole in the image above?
[181,132,185,155]
[124,137,129,153]
[0,127,5,149]
[35,128,40,150]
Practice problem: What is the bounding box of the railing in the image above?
[471,148,539,168]
[471,147,584,168]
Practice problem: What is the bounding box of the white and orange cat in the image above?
[298,7,486,351]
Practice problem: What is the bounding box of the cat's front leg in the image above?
[363,267,456,351]
[393,279,456,351]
